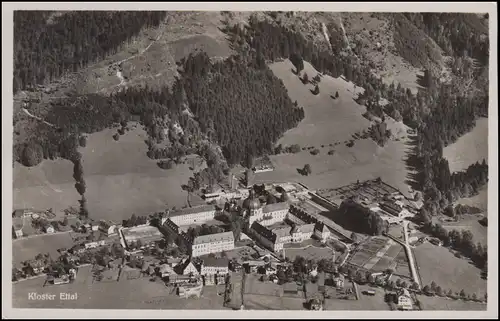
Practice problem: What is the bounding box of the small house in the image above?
[200,257,229,276]
[334,274,345,289]
[12,217,24,238]
[176,259,201,276]
[53,275,71,285]
[44,224,55,234]
[158,264,175,278]
[429,238,443,247]
[28,260,46,275]
[397,288,413,310]
[70,244,86,255]
[99,220,118,236]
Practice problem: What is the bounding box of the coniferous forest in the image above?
[15,50,304,170]
[14,12,489,213]
[13,11,166,92]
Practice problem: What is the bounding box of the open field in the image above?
[324,283,389,310]
[457,187,488,212]
[443,117,488,173]
[269,60,369,148]
[441,216,488,246]
[79,124,205,222]
[416,295,486,311]
[244,274,282,297]
[255,60,411,195]
[13,159,81,216]
[244,294,305,310]
[413,243,486,297]
[12,232,76,267]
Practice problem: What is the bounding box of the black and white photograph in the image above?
[2,2,497,319]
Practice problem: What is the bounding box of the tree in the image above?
[62,217,69,226]
[302,72,309,84]
[351,232,359,243]
[312,84,320,95]
[459,289,466,299]
[444,205,455,218]
[472,293,477,301]
[436,286,443,296]
[21,142,43,167]
[430,281,437,291]
[303,164,312,175]
[418,208,432,225]
[75,180,86,195]
[266,193,278,204]
[79,196,89,218]
[447,289,453,297]
[79,136,87,147]
[335,91,339,98]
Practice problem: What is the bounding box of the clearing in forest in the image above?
[258,59,411,194]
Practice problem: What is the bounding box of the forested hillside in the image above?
[13,11,166,92]
[15,51,304,170]
[224,14,489,218]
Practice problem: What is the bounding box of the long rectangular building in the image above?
[167,205,217,226]
[191,231,235,257]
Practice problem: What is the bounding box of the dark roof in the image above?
[163,218,180,234]
[243,190,261,210]
[262,202,289,214]
[289,205,318,224]
[380,202,402,215]
[251,222,276,243]
[202,256,229,268]
[176,259,201,274]
[169,205,216,217]
[314,222,328,232]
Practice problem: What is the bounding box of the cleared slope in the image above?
[78,123,206,222]
[260,59,412,194]
[443,117,488,173]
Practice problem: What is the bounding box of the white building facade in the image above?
[191,232,235,257]
[168,205,217,226]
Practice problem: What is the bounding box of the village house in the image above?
[175,259,201,276]
[12,216,24,239]
[200,257,229,276]
[98,220,118,236]
[397,288,413,310]
[158,263,176,278]
[191,231,235,257]
[13,209,36,219]
[178,282,203,298]
[334,274,345,289]
[27,259,46,275]
[43,223,55,234]
[203,273,227,286]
